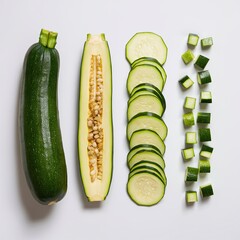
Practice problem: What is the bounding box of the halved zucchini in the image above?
[126,32,168,65]
[78,34,113,201]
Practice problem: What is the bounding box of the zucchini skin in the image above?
[20,40,67,205]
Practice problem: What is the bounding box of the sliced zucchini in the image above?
[127,171,165,206]
[127,64,165,95]
[129,129,166,155]
[126,32,168,65]
[131,58,167,83]
[129,86,166,109]
[127,112,168,141]
[127,144,162,162]
[127,94,165,121]
[78,34,113,201]
[128,149,165,169]
[130,161,167,184]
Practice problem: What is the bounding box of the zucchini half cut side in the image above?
[127,171,166,206]
[78,34,113,202]
[126,32,168,65]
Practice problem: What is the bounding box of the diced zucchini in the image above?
[182,147,195,160]
[200,144,214,159]
[199,159,211,173]
[194,55,209,70]
[185,166,198,182]
[184,96,196,110]
[181,50,195,64]
[179,75,194,89]
[200,91,212,103]
[201,37,213,48]
[200,184,214,198]
[197,112,211,124]
[198,128,211,142]
[185,132,197,144]
[129,129,166,155]
[197,70,212,85]
[187,33,199,47]
[186,191,198,203]
[183,112,195,127]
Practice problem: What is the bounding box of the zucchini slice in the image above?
[126,32,168,65]
[78,34,113,202]
[131,57,167,83]
[129,129,166,155]
[127,94,165,121]
[128,149,165,169]
[127,171,165,206]
[127,64,165,94]
[127,144,162,162]
[127,112,168,141]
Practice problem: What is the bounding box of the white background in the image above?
[0,0,239,239]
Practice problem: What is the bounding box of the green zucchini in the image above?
[20,29,67,205]
[78,34,113,202]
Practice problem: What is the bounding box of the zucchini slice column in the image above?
[78,34,113,202]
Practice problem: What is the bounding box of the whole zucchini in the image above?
[20,29,67,205]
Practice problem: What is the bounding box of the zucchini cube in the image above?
[200,184,214,198]
[195,55,209,70]
[179,75,194,89]
[184,96,196,110]
[200,144,214,159]
[186,132,197,144]
[199,159,211,173]
[201,37,213,48]
[198,128,211,142]
[197,112,211,124]
[187,33,199,47]
[182,147,195,160]
[186,191,198,203]
[197,70,212,84]
[185,166,199,182]
[181,50,195,64]
[183,112,195,127]
[200,91,212,103]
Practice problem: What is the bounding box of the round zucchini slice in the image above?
[127,170,166,206]
[78,34,113,202]
[126,32,168,65]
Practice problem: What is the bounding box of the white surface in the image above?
[0,0,239,239]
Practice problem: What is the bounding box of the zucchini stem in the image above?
[39,29,58,49]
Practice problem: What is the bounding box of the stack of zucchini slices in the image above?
[125,32,168,206]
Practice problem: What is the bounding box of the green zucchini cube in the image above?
[200,184,214,198]
[195,55,209,70]
[197,112,211,124]
[183,112,195,127]
[179,75,194,89]
[182,147,195,160]
[186,132,197,144]
[181,50,195,64]
[185,166,199,182]
[200,91,212,103]
[199,159,211,173]
[200,144,214,159]
[197,70,212,84]
[198,128,211,142]
[186,191,198,203]
[187,33,199,47]
[184,96,196,110]
[201,37,213,48]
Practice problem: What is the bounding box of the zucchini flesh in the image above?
[127,112,168,141]
[78,34,113,201]
[20,29,67,205]
[186,191,198,203]
[127,171,165,206]
[126,32,168,65]
[127,65,165,94]
[127,94,165,121]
